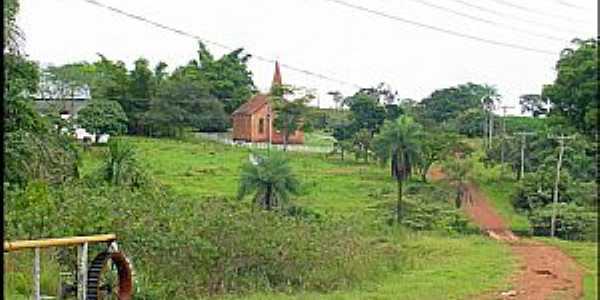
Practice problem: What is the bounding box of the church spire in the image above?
[272,61,282,87]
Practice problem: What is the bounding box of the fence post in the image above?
[77,243,88,300]
[33,247,41,300]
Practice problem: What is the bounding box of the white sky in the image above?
[19,0,597,114]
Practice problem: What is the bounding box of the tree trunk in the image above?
[341,147,345,161]
[265,185,272,210]
[396,176,403,224]
[391,153,398,178]
[283,128,289,152]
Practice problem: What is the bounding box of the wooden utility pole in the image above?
[548,134,575,237]
[514,132,536,180]
[499,105,515,164]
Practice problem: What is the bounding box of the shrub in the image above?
[529,203,597,241]
[4,182,401,298]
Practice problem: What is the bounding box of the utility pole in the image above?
[499,105,515,164]
[548,134,575,238]
[514,131,536,180]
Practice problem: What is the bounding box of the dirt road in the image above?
[428,167,584,300]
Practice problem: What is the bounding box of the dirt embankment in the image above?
[428,166,584,300]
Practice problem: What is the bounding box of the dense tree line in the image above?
[41,42,256,137]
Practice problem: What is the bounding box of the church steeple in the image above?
[272,61,282,87]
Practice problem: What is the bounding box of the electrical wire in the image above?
[82,0,363,88]
[403,0,569,42]
[487,0,588,24]
[321,0,556,55]
[447,0,583,35]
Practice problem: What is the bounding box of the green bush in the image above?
[4,182,401,299]
[529,203,597,241]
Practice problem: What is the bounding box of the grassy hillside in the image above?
[233,235,514,300]
[81,136,397,214]
[6,136,516,299]
[468,147,531,234]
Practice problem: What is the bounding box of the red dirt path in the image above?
[428,166,584,300]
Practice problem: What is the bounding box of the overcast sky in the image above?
[19,0,597,114]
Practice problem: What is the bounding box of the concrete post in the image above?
[77,243,88,300]
[33,247,41,300]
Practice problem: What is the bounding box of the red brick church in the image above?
[232,62,304,144]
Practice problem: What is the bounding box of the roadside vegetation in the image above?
[4,0,597,298]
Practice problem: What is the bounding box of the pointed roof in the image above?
[232,94,269,115]
[272,61,282,87]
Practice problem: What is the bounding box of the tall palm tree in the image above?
[238,153,299,210]
[373,116,423,224]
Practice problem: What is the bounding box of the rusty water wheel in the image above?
[86,251,134,300]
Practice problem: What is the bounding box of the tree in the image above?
[420,83,496,123]
[352,128,372,163]
[101,139,146,188]
[129,57,154,99]
[196,42,256,114]
[77,100,128,142]
[332,119,354,160]
[237,153,299,210]
[328,90,344,110]
[417,131,460,182]
[3,1,80,187]
[155,65,229,133]
[443,158,473,208]
[519,94,548,117]
[543,38,598,135]
[153,61,169,95]
[271,85,311,151]
[89,54,129,100]
[454,108,487,137]
[4,0,23,54]
[373,116,423,224]
[348,93,386,135]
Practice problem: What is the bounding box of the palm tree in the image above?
[238,153,299,210]
[373,116,423,224]
[102,139,143,187]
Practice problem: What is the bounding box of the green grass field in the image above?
[229,235,515,300]
[304,130,336,148]
[81,136,397,214]
[4,136,518,299]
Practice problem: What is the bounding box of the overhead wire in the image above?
[321,0,556,55]
[554,0,587,10]
[447,0,583,35]
[487,0,589,24]
[403,0,569,42]
[81,0,364,88]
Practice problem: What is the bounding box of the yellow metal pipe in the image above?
[4,234,117,252]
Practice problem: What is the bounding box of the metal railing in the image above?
[4,234,118,300]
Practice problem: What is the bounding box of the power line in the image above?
[447,0,582,35]
[403,0,568,42]
[322,0,556,55]
[487,0,588,24]
[555,0,588,10]
[81,0,363,89]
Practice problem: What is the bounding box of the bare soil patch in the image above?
[429,166,584,300]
